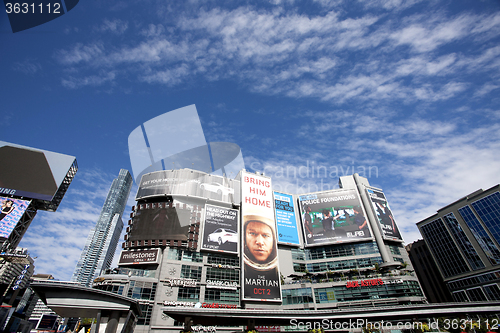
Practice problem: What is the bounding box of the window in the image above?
[178,287,200,301]
[459,203,500,265]
[207,253,239,267]
[127,280,157,301]
[206,267,239,283]
[466,287,487,301]
[420,218,470,278]
[181,265,202,281]
[282,288,313,305]
[204,288,239,304]
[442,213,484,270]
[483,284,500,300]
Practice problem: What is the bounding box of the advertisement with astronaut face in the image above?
[241,171,281,302]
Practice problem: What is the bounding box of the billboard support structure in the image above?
[0,201,37,253]
[353,174,392,264]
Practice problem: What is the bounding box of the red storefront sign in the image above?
[346,278,384,288]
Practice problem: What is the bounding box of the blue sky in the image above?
[2,0,500,281]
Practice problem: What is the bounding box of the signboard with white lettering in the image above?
[118,249,160,265]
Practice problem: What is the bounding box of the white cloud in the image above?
[56,43,104,65]
[61,71,116,89]
[12,60,41,74]
[95,19,128,34]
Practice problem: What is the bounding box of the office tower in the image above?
[417,184,500,302]
[71,169,132,287]
[93,169,424,332]
[406,239,453,303]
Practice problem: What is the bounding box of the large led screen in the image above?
[128,202,192,242]
[298,189,373,246]
[0,141,76,201]
[201,204,239,254]
[136,169,240,204]
[241,171,281,302]
[0,197,31,239]
[274,192,300,246]
[366,189,403,241]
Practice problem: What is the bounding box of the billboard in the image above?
[0,141,76,202]
[128,202,192,242]
[118,249,160,265]
[298,189,373,246]
[36,314,58,331]
[0,197,30,239]
[136,169,240,204]
[366,189,403,241]
[273,192,300,246]
[201,204,239,254]
[241,171,281,302]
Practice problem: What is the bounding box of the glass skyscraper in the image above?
[71,169,133,287]
[417,184,500,302]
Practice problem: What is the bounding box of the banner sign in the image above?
[118,249,159,265]
[163,278,199,287]
[366,189,403,241]
[241,171,281,302]
[298,189,373,246]
[274,192,300,246]
[206,280,238,289]
[201,205,239,254]
[0,197,30,239]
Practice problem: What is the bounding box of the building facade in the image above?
[406,239,453,303]
[417,184,500,302]
[93,169,424,333]
[72,169,133,287]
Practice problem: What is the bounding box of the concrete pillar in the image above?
[104,311,121,333]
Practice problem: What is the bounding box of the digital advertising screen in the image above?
[298,189,373,246]
[0,141,76,202]
[366,189,403,242]
[0,197,31,239]
[241,171,281,302]
[201,204,239,254]
[128,202,191,242]
[136,169,240,204]
[273,192,300,246]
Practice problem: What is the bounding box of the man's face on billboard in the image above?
[246,221,273,263]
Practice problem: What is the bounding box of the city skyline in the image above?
[1,0,499,281]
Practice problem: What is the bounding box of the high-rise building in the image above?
[417,184,500,302]
[406,239,453,303]
[92,169,424,333]
[71,169,133,287]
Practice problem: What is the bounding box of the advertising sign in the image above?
[0,197,30,239]
[298,189,372,246]
[241,171,281,301]
[128,202,191,242]
[366,189,403,241]
[273,192,300,246]
[0,141,76,202]
[201,204,238,254]
[36,314,58,331]
[118,249,160,265]
[136,169,239,204]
